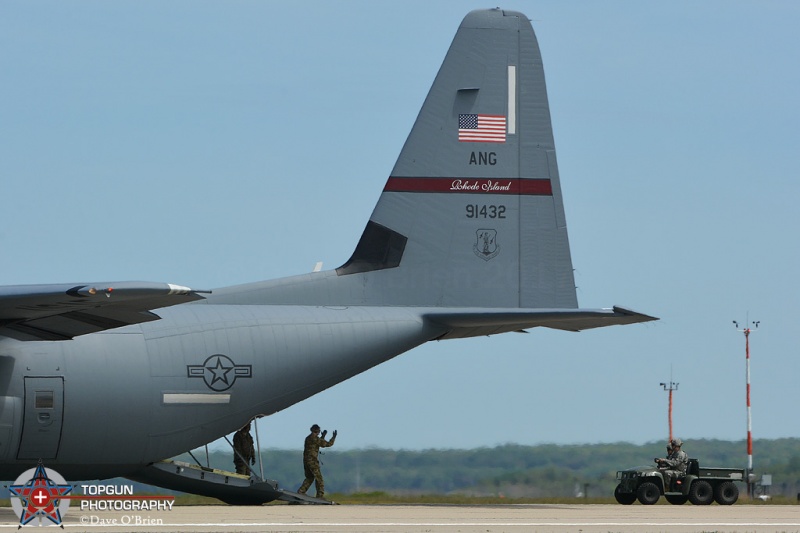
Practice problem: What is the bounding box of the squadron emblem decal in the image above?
[187,354,252,391]
[474,229,499,260]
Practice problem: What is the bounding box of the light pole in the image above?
[733,319,759,498]
[659,379,679,442]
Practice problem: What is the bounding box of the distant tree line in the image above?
[177,438,800,498]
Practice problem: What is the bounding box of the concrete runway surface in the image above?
[1,503,799,532]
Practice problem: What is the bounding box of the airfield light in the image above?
[734,318,759,498]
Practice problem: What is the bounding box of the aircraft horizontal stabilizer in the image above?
[0,281,207,341]
[425,306,658,339]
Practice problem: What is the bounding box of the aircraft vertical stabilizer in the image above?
[337,9,576,309]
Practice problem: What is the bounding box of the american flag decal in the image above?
[458,114,507,143]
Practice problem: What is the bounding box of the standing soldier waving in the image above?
[297,424,337,499]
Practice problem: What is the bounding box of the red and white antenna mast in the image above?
[733,318,759,498]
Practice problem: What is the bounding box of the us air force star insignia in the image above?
[187,354,252,391]
[474,228,499,260]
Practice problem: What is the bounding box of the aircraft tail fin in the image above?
[337,9,576,309]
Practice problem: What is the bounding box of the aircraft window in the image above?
[35,391,54,409]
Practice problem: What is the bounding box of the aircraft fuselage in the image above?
[0,303,441,479]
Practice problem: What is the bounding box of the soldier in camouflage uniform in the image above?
[233,422,255,475]
[655,438,688,491]
[297,423,337,499]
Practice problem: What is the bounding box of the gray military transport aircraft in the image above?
[0,8,655,504]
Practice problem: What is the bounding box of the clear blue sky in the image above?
[1,1,798,455]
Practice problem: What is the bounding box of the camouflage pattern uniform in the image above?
[660,440,688,490]
[233,425,255,475]
[297,426,336,498]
